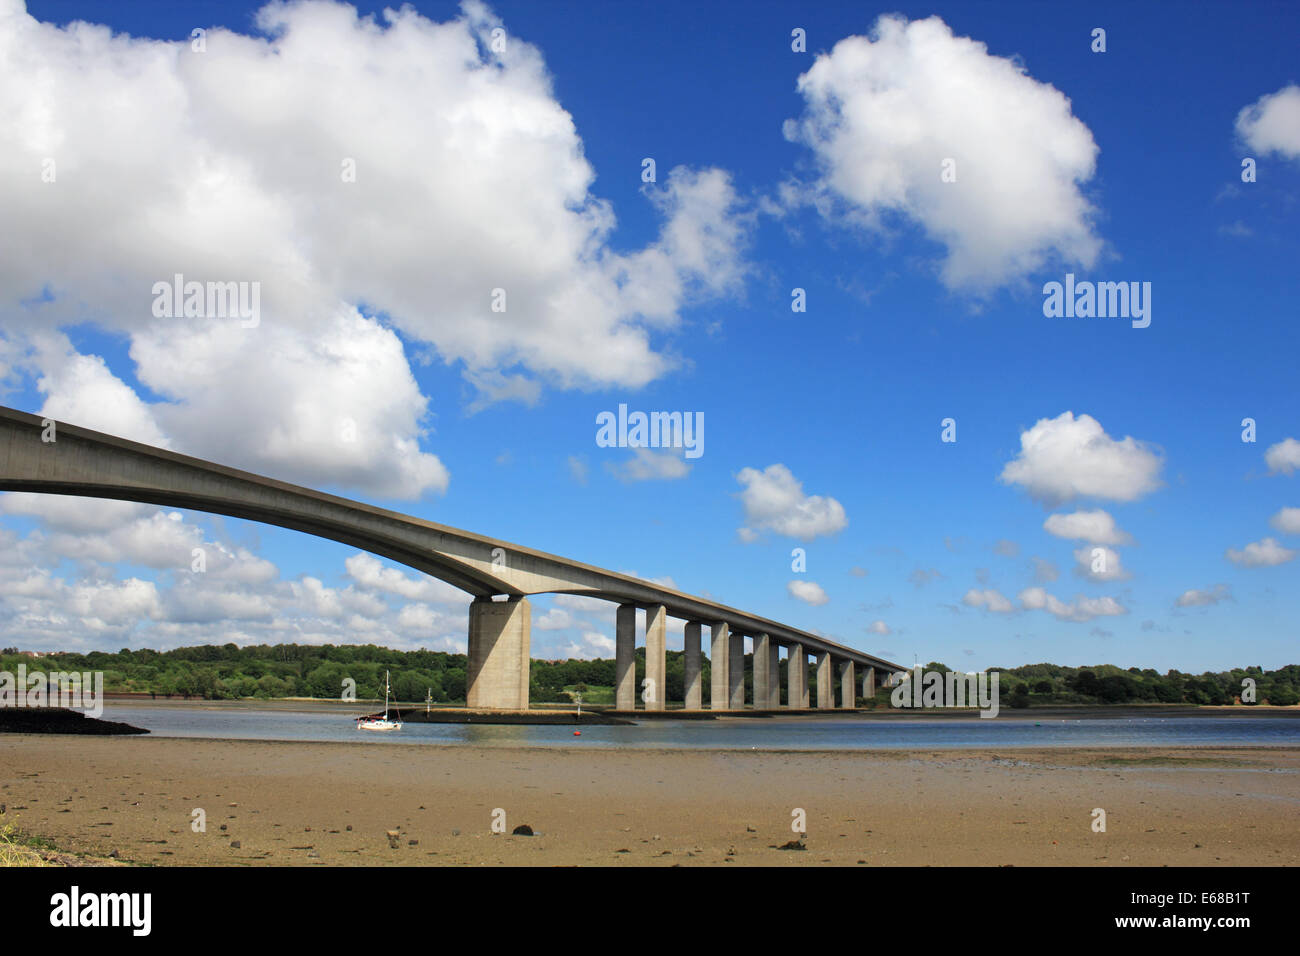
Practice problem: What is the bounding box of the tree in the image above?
[1071,670,1101,697]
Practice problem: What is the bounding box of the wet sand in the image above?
[1,735,1296,866]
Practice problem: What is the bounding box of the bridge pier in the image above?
[769,641,780,707]
[684,621,702,710]
[645,604,666,711]
[863,666,876,699]
[816,652,833,710]
[753,633,771,709]
[466,596,532,711]
[728,631,745,709]
[710,622,729,710]
[788,643,804,709]
[841,660,855,709]
[615,604,636,710]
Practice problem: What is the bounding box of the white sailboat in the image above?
[357,670,403,732]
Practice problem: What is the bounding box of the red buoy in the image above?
[573,730,581,736]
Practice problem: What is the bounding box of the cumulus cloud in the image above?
[999,412,1162,506]
[345,552,470,605]
[1236,84,1300,161]
[607,447,691,482]
[782,14,1101,291]
[736,464,847,541]
[0,510,481,651]
[1270,507,1300,535]
[962,588,1014,613]
[866,619,891,635]
[1017,586,1125,622]
[1225,537,1296,568]
[0,493,150,533]
[0,0,750,498]
[787,579,829,606]
[1072,545,1128,582]
[560,631,617,661]
[1043,509,1132,545]
[1265,438,1300,476]
[1176,585,1232,608]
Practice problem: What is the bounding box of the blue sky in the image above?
[0,0,1296,672]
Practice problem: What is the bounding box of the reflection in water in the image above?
[98,705,1300,751]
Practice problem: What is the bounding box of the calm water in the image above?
[99,704,1300,751]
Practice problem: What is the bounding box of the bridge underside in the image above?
[0,407,905,711]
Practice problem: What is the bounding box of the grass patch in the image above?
[0,824,52,867]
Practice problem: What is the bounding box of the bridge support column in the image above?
[816,652,833,710]
[863,666,876,699]
[684,622,702,711]
[788,643,804,710]
[710,623,729,710]
[466,596,531,711]
[753,633,771,709]
[645,604,667,711]
[729,632,745,709]
[615,604,636,711]
[769,641,780,707]
[841,660,856,709]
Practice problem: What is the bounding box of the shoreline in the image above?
[2,735,1296,867]
[94,696,1300,720]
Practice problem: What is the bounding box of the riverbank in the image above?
[1,735,1295,866]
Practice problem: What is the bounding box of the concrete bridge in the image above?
[0,406,905,711]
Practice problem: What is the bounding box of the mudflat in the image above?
[1,735,1296,866]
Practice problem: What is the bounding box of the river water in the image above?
[98,704,1300,751]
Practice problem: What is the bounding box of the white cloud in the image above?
[559,631,616,661]
[736,464,847,541]
[0,0,751,498]
[1176,585,1232,608]
[1000,412,1162,505]
[1265,438,1300,476]
[0,493,149,533]
[345,552,471,605]
[68,577,162,626]
[1269,507,1300,535]
[607,447,691,482]
[783,14,1100,291]
[1072,545,1128,582]
[535,608,575,630]
[1043,509,1132,545]
[1236,84,1300,161]
[1017,586,1125,622]
[1225,537,1296,568]
[787,579,829,606]
[866,619,891,635]
[962,588,1014,613]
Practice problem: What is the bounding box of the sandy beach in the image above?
[2,734,1296,866]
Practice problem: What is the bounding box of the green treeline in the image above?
[886,661,1300,708]
[0,645,1296,707]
